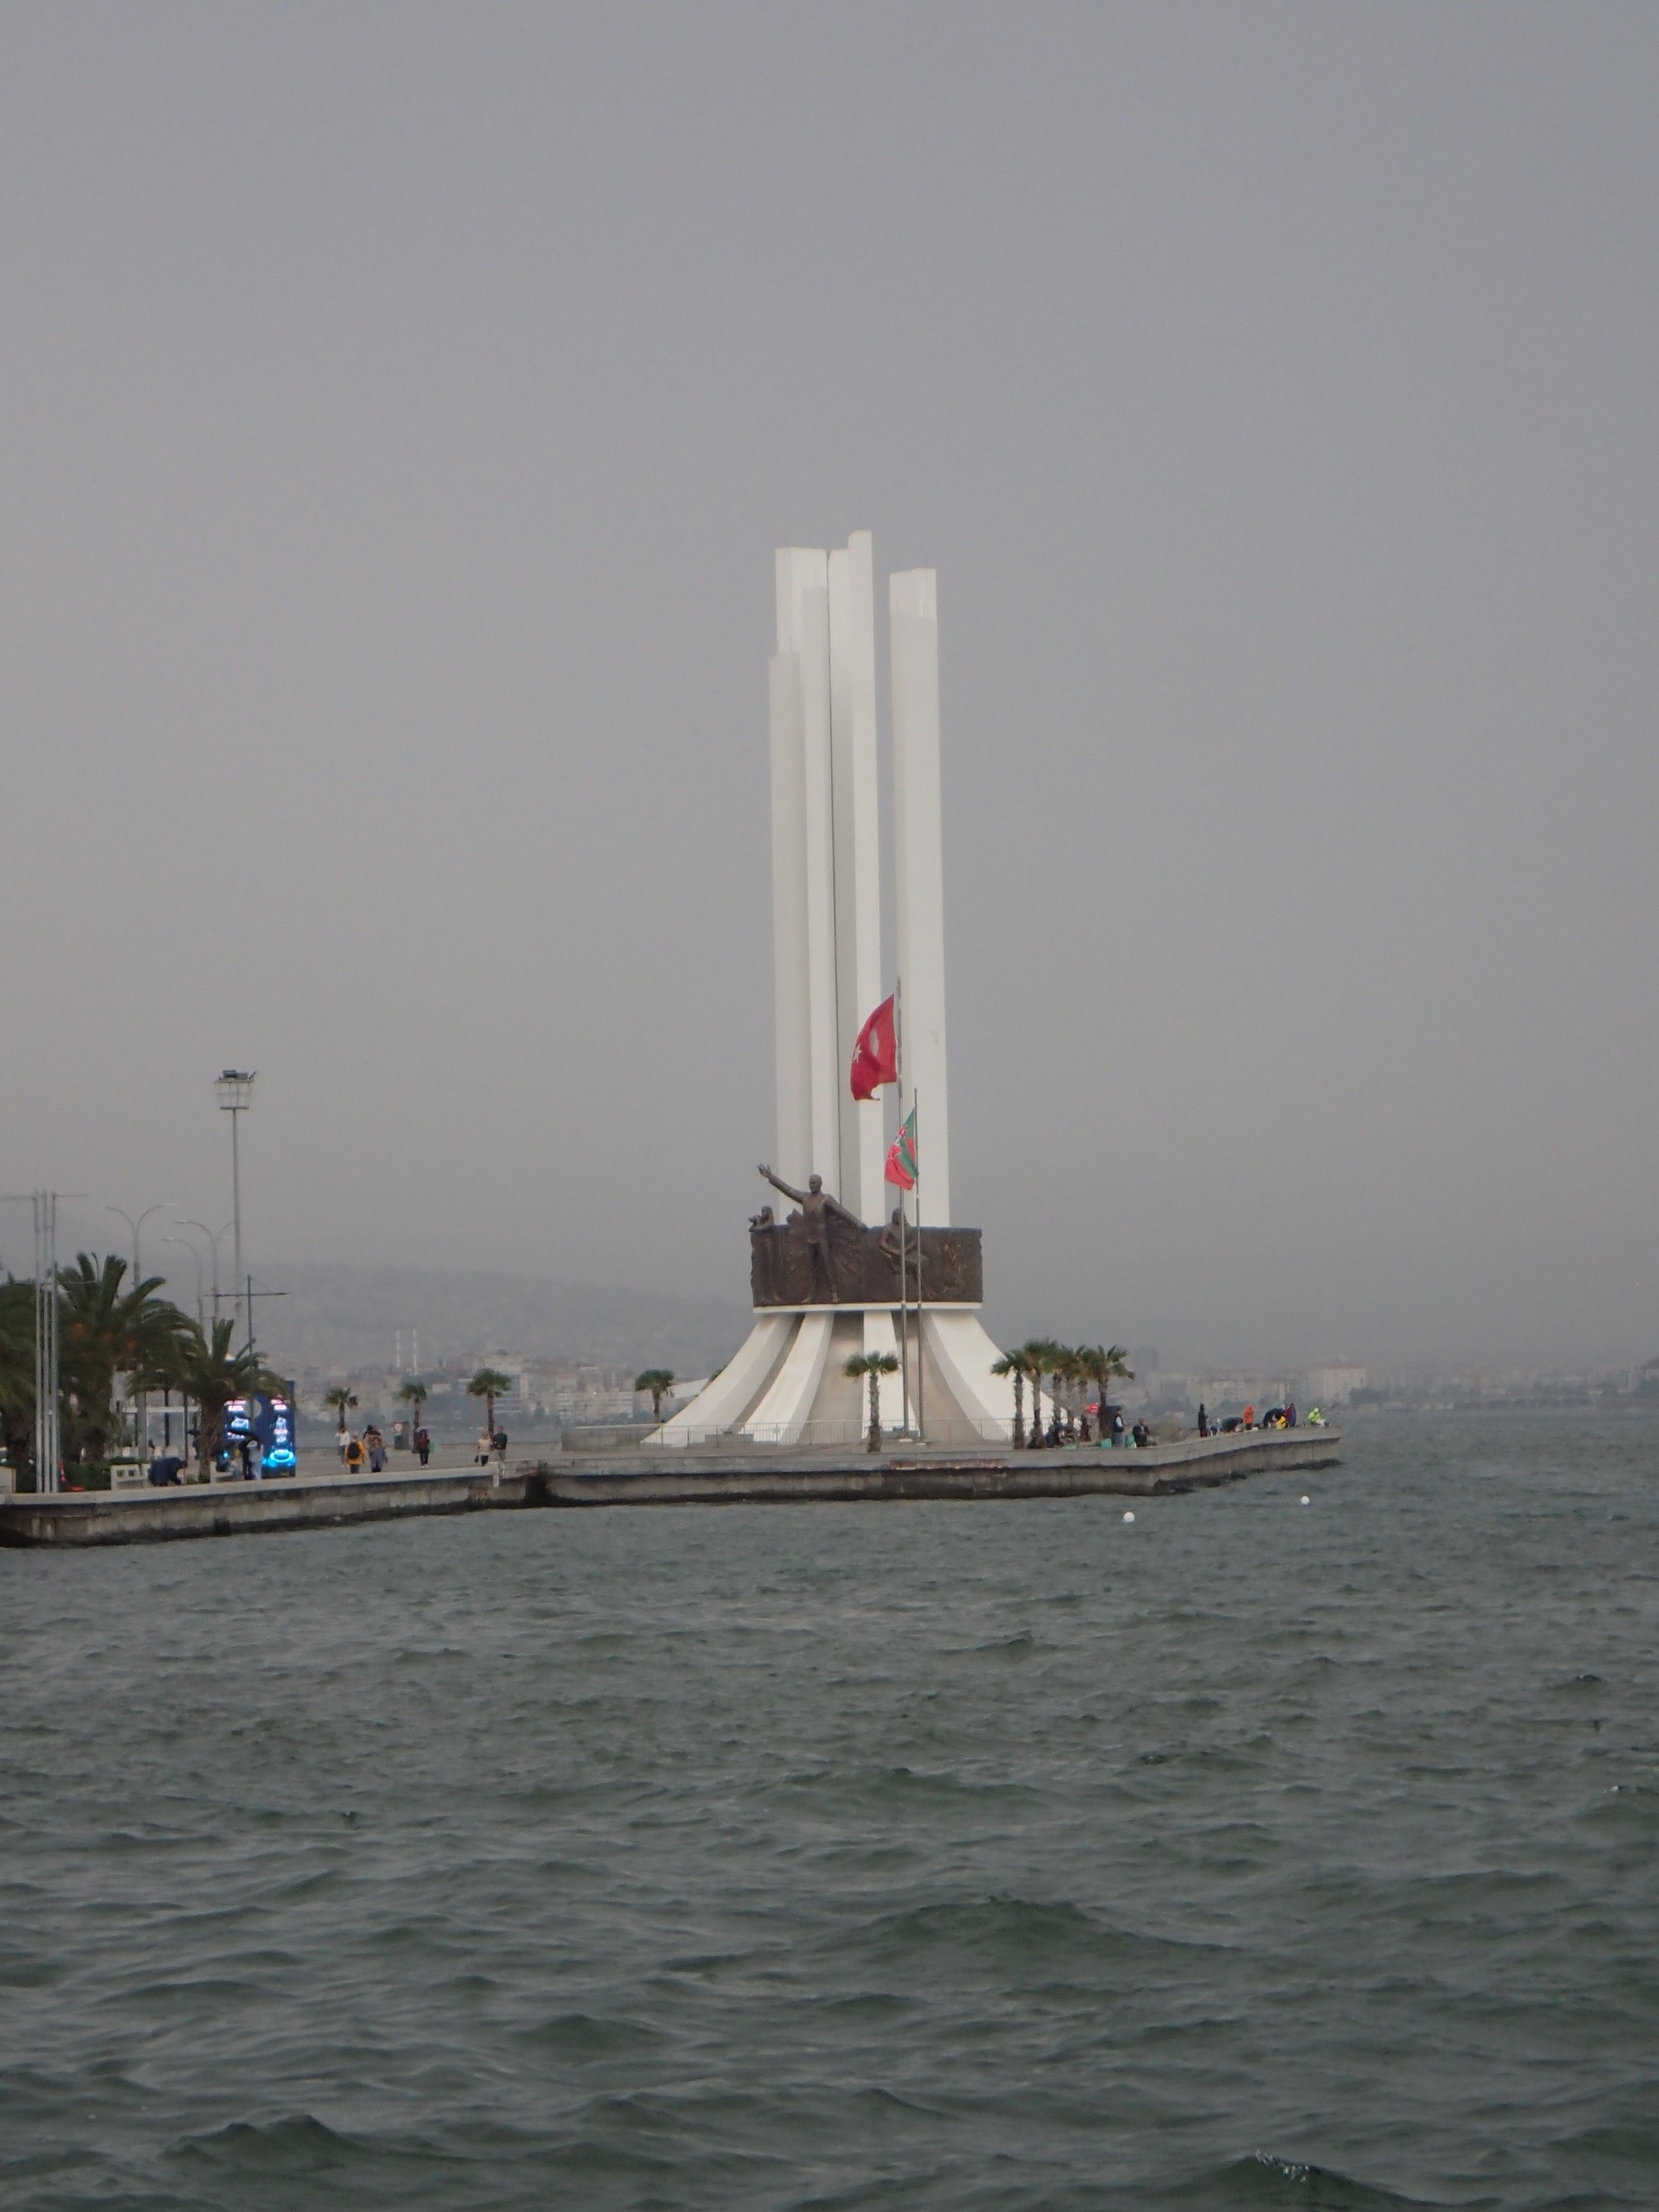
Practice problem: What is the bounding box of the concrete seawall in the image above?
[0,1430,1339,1547]
[533,1428,1340,1507]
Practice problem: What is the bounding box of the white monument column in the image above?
[776,548,841,1194]
[767,650,811,1188]
[890,568,951,1225]
[829,529,886,1220]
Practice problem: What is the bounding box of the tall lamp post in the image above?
[215,1070,255,1356]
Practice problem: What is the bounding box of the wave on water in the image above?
[1153,2151,1447,2209]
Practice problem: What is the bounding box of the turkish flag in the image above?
[883,1140,915,1191]
[849,995,898,1101]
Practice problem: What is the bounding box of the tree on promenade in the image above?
[844,1349,900,1453]
[634,1369,675,1427]
[162,1317,275,1475]
[1077,1344,1134,1436]
[0,1278,36,1475]
[990,1349,1031,1449]
[57,1253,191,1464]
[395,1378,427,1434]
[324,1385,359,1428]
[468,1367,513,1435]
[1020,1338,1061,1445]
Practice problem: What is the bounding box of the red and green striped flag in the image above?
[884,1105,918,1191]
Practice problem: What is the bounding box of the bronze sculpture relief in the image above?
[750,1168,982,1307]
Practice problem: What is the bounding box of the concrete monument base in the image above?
[648,1303,1019,1449]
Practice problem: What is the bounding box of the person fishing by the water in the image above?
[1197,1402,1209,1437]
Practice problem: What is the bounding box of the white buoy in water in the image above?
[1123,1510,1135,1523]
[1300,1495,1311,1505]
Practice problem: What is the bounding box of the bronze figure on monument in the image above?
[757,1167,862,1303]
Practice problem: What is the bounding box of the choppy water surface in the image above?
[2,1414,1656,2210]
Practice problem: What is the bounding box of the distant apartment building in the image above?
[1302,1362,1367,1405]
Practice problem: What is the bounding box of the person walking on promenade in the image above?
[492,1425,508,1469]
[343,1432,366,1475]
[475,1428,492,1467]
[366,1425,387,1474]
[335,1419,349,1464]
[414,1425,431,1467]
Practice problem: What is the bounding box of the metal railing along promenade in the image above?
[645,1415,1014,1451]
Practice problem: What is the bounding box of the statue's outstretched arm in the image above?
[825,1193,863,1225]
[759,1164,807,1206]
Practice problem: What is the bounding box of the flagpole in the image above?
[895,976,910,1436]
[914,1090,924,1442]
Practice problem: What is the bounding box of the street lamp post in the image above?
[215,1071,255,1356]
[105,1202,175,1292]
[165,1235,207,1327]
[105,1202,173,1461]
[179,1220,232,1325]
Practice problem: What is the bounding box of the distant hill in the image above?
[253,1260,749,1379]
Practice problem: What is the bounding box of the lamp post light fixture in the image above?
[215,1070,255,1355]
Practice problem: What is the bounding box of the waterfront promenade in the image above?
[0,1427,1340,1546]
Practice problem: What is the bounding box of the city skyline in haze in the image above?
[3,6,1657,1372]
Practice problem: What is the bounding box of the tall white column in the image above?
[829,529,885,1220]
[776,549,840,1194]
[890,568,951,1225]
[768,650,811,1189]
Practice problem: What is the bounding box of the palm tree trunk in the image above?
[1012,1370,1024,1450]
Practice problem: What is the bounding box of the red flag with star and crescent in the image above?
[849,994,898,1102]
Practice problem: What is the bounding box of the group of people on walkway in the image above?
[334,1420,432,1472]
[1198,1401,1314,1436]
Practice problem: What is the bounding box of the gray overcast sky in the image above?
[3,3,1657,1370]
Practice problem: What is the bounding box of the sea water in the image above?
[2,1412,1655,2210]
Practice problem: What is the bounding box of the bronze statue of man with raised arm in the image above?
[757,1165,862,1303]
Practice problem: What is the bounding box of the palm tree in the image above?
[160,1317,275,1477]
[395,1377,428,1440]
[635,1368,675,1427]
[324,1385,359,1433]
[1076,1344,1134,1439]
[990,1349,1030,1449]
[468,1367,514,1435]
[1021,1337,1060,1446]
[844,1349,900,1452]
[0,1277,36,1479]
[57,1252,192,1464]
